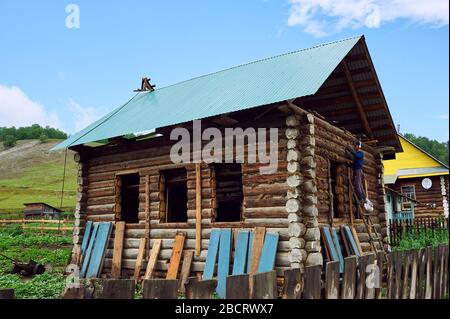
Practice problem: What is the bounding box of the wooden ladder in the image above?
[349,177,386,255]
[360,210,386,255]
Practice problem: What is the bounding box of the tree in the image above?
[0,125,68,142]
[3,135,17,148]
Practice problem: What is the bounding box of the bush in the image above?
[39,133,48,143]
[2,135,17,148]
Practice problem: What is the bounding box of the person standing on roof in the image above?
[346,141,366,202]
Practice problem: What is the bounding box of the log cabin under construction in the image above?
[54,35,402,278]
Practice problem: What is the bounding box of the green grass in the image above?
[0,226,72,299]
[394,228,449,251]
[0,140,77,212]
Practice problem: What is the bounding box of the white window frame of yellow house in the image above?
[401,185,416,211]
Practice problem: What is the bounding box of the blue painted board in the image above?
[216,228,232,299]
[331,228,345,273]
[232,231,249,275]
[322,227,339,262]
[246,231,254,273]
[203,229,220,280]
[86,222,113,278]
[258,232,279,273]
[345,226,361,257]
[80,222,99,278]
[80,221,93,255]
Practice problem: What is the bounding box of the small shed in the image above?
[23,203,62,219]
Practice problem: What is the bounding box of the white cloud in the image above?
[0,84,61,128]
[439,114,449,120]
[66,98,103,133]
[287,0,449,37]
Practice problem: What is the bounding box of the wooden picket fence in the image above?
[389,217,448,246]
[0,219,73,234]
[58,244,449,300]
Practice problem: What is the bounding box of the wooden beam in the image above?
[327,159,334,227]
[348,168,354,227]
[144,175,151,252]
[195,163,202,256]
[342,59,374,138]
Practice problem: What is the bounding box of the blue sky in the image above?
[0,0,448,141]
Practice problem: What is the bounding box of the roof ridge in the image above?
[149,35,363,93]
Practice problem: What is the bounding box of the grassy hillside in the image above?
[0,140,77,213]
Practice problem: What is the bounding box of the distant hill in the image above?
[0,140,77,213]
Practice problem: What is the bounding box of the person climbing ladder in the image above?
[346,141,366,203]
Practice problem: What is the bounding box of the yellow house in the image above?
[383,134,449,219]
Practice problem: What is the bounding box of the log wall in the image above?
[74,113,292,277]
[71,105,388,278]
[391,175,449,218]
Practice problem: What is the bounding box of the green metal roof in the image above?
[53,36,362,150]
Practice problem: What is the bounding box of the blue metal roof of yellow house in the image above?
[53,36,363,150]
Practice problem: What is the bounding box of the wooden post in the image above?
[348,168,354,226]
[144,175,151,251]
[195,163,202,256]
[327,159,334,227]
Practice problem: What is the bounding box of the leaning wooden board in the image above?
[249,227,265,274]
[351,226,364,256]
[166,232,186,279]
[344,226,361,257]
[216,228,232,299]
[133,238,147,281]
[322,226,340,271]
[203,229,220,280]
[232,231,249,275]
[111,222,126,279]
[246,231,254,273]
[80,221,93,256]
[258,232,279,273]
[80,223,99,278]
[179,250,194,292]
[340,226,352,256]
[144,239,162,280]
[331,228,345,273]
[86,222,113,278]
